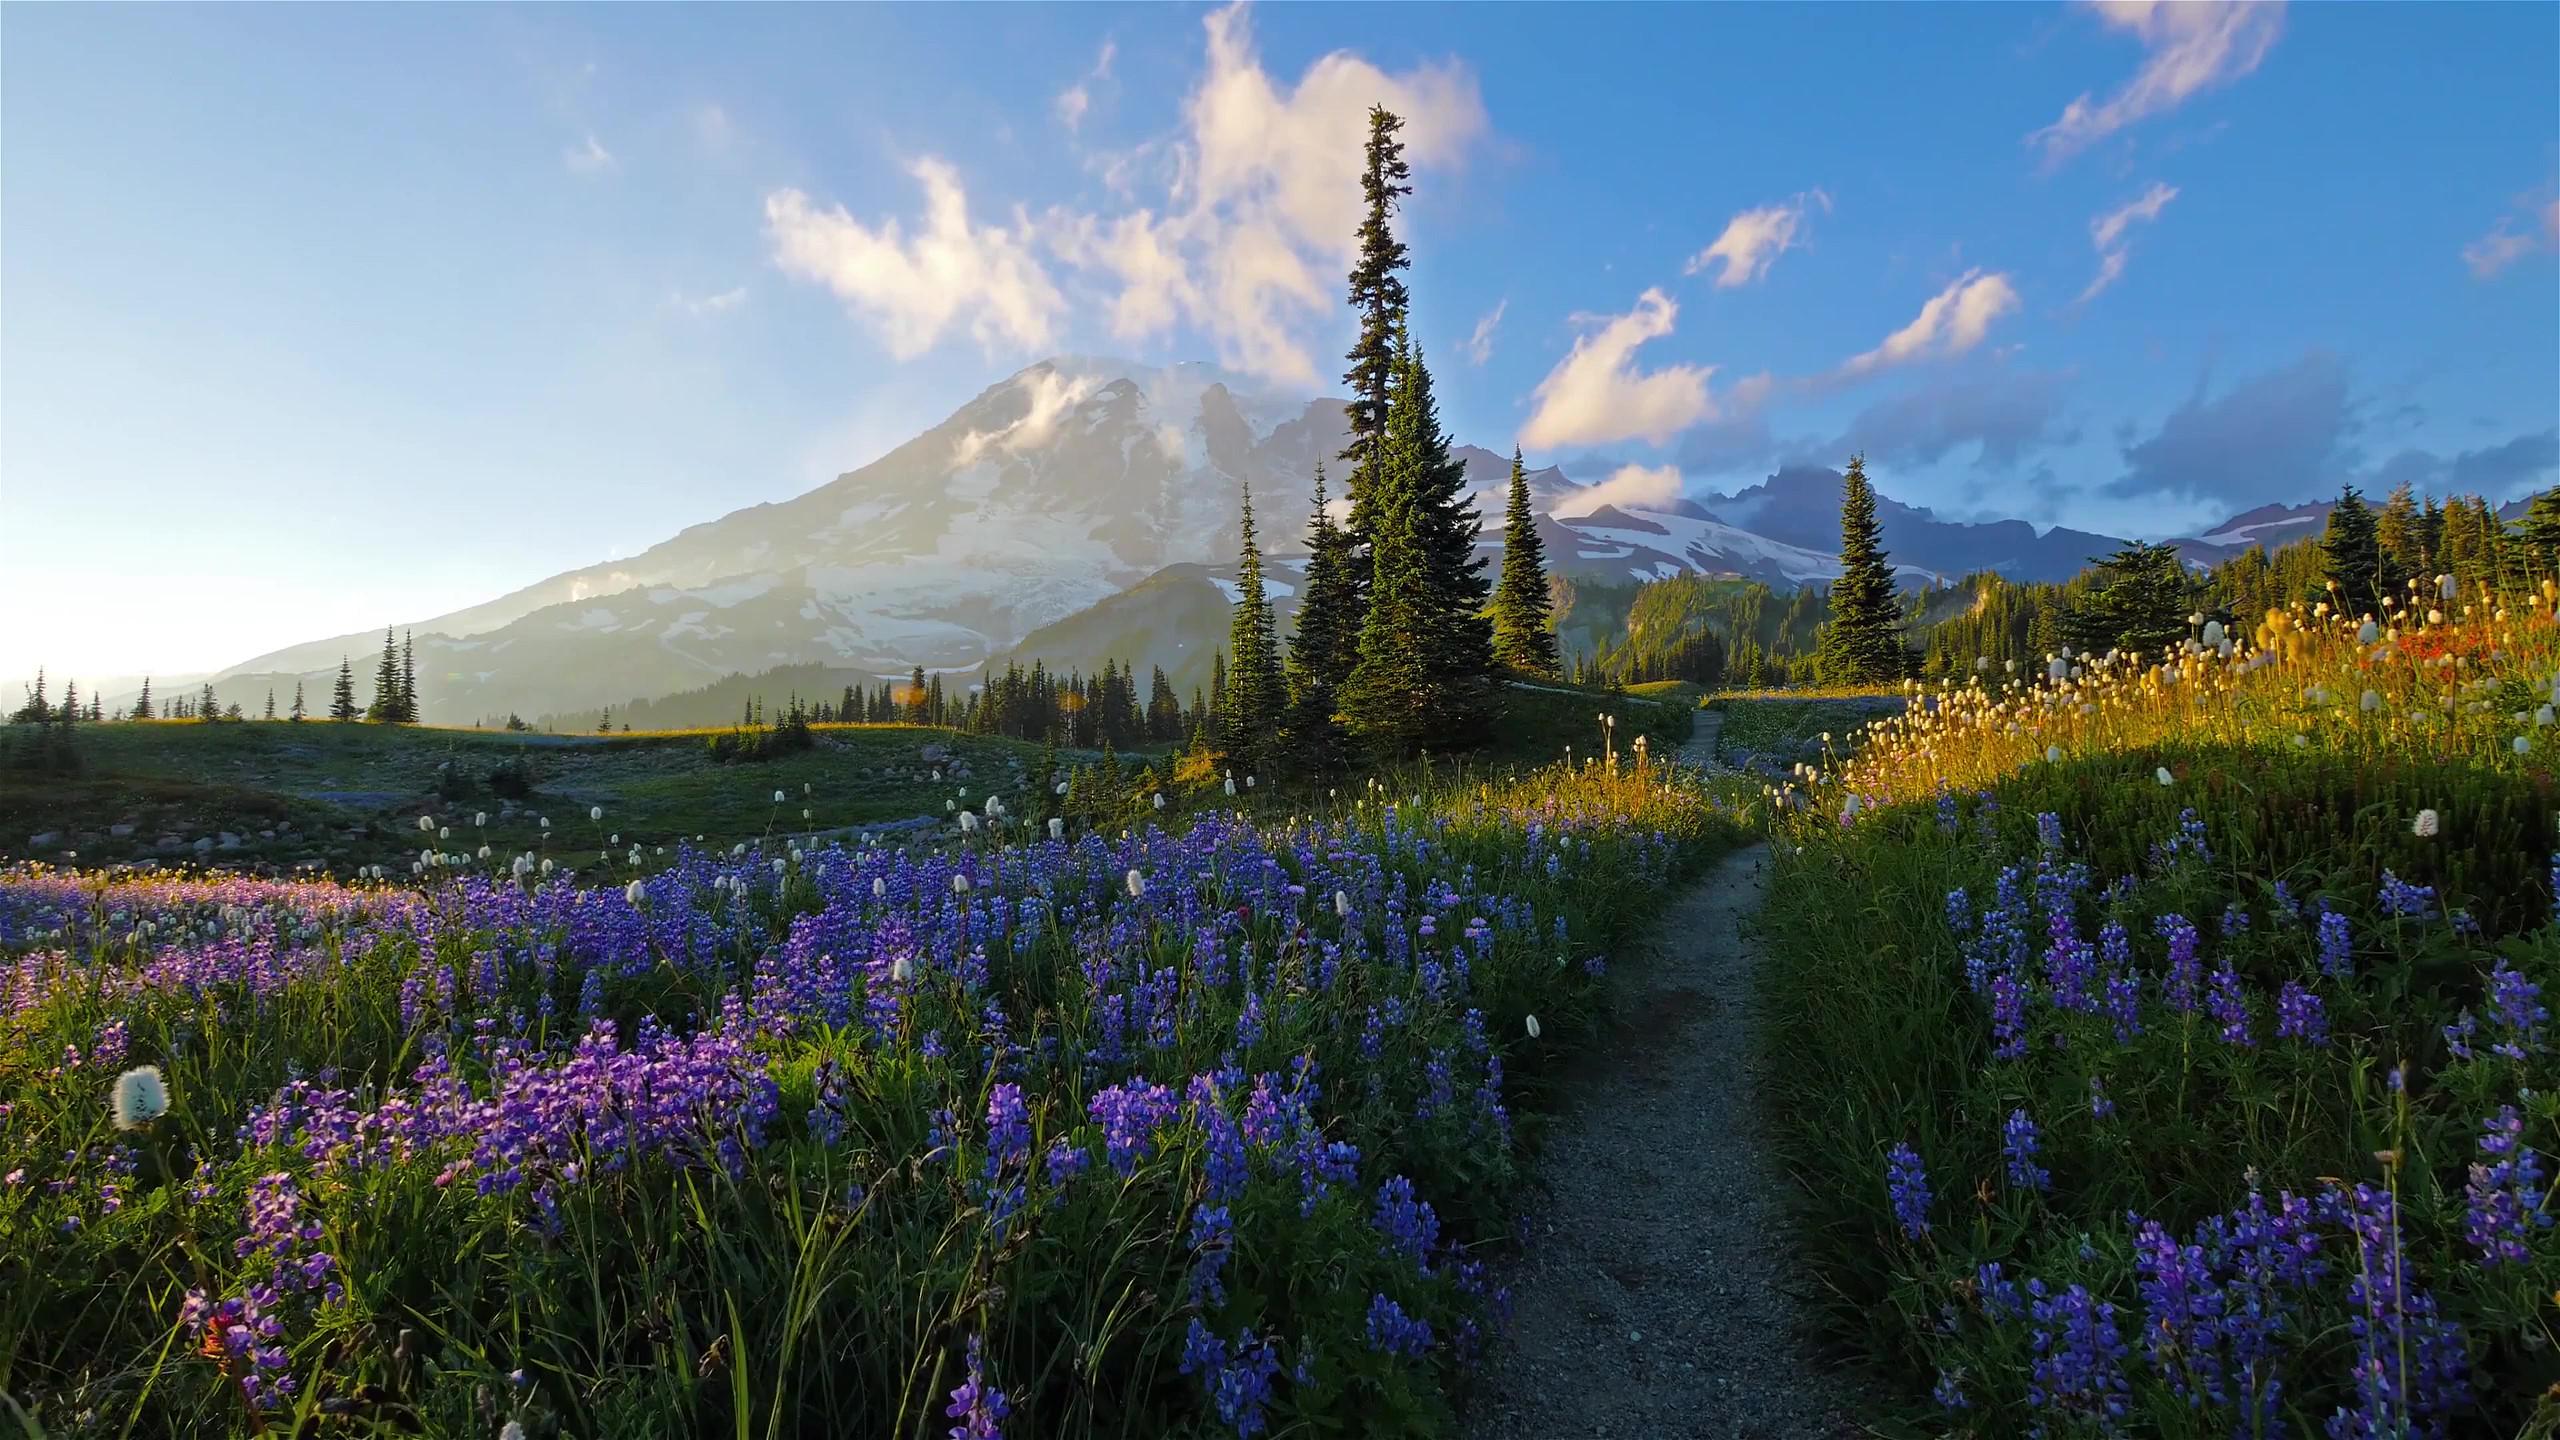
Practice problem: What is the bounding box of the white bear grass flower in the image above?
[112,1066,169,1131]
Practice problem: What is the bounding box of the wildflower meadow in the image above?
[1762,579,2560,1436]
[0,760,1740,1438]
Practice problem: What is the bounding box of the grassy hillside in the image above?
[0,719,1054,874]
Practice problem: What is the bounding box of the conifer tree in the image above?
[131,677,153,721]
[1284,463,1360,771]
[1205,652,1228,745]
[1488,447,1561,677]
[2519,488,2560,572]
[290,681,307,722]
[1147,666,1181,742]
[1398,342,1496,740]
[12,668,47,725]
[264,689,276,721]
[366,628,400,721]
[1340,344,1442,758]
[1341,106,1414,553]
[331,657,359,721]
[1221,482,1285,773]
[2065,541,2191,658]
[2320,485,2385,619]
[400,630,419,722]
[198,682,220,723]
[1814,454,1907,684]
[2376,483,2424,598]
[59,679,79,728]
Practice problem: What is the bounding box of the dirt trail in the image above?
[1463,711,1861,1439]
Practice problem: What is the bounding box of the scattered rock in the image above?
[192,837,215,855]
[26,832,61,849]
[919,742,952,762]
[218,833,243,851]
[108,823,136,839]
[157,836,184,852]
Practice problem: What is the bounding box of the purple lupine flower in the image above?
[984,1084,1030,1177]
[2103,972,2143,1045]
[2219,903,2251,937]
[945,1334,1009,1440]
[1210,1329,1282,1439]
[1990,968,2029,1061]
[2486,961,2548,1059]
[2465,1107,2551,1266]
[1976,1262,2023,1319]
[2002,1109,2050,1193]
[2088,1075,2115,1120]
[1885,1142,1932,1239]
[2376,870,2436,920]
[2130,1216,2225,1407]
[2328,1182,2471,1437]
[2207,963,2252,1047]
[2036,811,2064,850]
[2317,907,2353,979]
[1364,1293,1432,1359]
[1933,1369,1969,1410]
[2275,982,2329,1046]
[1936,792,1960,834]
[1088,1079,1177,1176]
[2025,1283,2130,1435]
[1372,1175,1439,1267]
[2155,914,2201,1013]
[2444,1010,2479,1061]
[1945,887,1972,935]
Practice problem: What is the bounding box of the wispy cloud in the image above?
[2079,181,2178,302]
[1839,270,2020,377]
[1056,38,1117,133]
[563,132,617,175]
[675,287,748,317]
[2462,192,2559,280]
[2029,1,2284,166]
[1684,190,1830,288]
[765,160,1064,358]
[1520,288,1716,449]
[1460,299,1507,365]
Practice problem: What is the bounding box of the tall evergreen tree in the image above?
[1340,344,1446,757]
[290,681,307,722]
[400,630,419,722]
[1147,666,1181,742]
[1222,483,1285,773]
[1340,106,1414,551]
[198,682,220,723]
[11,669,47,725]
[1284,463,1360,771]
[2320,485,2385,619]
[366,627,400,721]
[2065,541,2192,658]
[58,679,79,728]
[331,657,359,721]
[1397,343,1496,741]
[2376,482,2424,602]
[263,689,276,721]
[1815,454,1906,684]
[1488,447,1560,677]
[2518,488,2560,573]
[131,677,153,721]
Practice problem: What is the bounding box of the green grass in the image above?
[1485,681,1694,766]
[1702,695,1906,764]
[0,720,1058,873]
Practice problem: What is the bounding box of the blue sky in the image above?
[4,1,2555,680]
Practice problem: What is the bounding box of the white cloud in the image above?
[563,133,616,174]
[2462,193,2559,280]
[2079,181,2178,302]
[774,4,1485,385]
[677,287,748,317]
[765,160,1064,359]
[1839,270,2020,377]
[1519,289,1717,449]
[1460,299,1507,365]
[2029,1,2285,165]
[1684,190,1830,288]
[1044,2,1488,386]
[1056,86,1092,132]
[1556,463,1683,519]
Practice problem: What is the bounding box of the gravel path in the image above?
[1462,712,1864,1439]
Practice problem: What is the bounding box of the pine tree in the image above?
[1205,652,1228,745]
[131,677,153,721]
[400,629,419,722]
[1815,454,1907,684]
[1340,344,1443,758]
[2518,488,2560,572]
[2320,485,2385,619]
[366,627,400,722]
[12,668,47,725]
[199,682,220,723]
[1488,447,1561,677]
[290,681,307,722]
[2065,542,2191,658]
[1221,482,1285,774]
[1147,666,1181,742]
[58,679,79,728]
[263,689,276,721]
[1341,106,1414,552]
[1398,343,1496,741]
[2376,483,2424,600]
[1284,463,1361,771]
[331,657,359,721]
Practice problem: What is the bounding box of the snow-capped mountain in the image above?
[199,355,2432,724]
